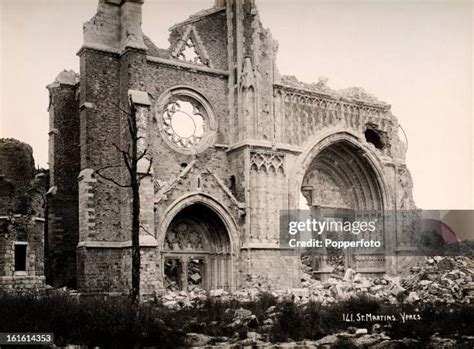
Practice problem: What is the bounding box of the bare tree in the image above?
[96,96,152,305]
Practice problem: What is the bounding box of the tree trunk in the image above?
[130,103,141,305]
[131,179,140,305]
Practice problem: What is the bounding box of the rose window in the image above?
[156,88,217,154]
[163,99,205,149]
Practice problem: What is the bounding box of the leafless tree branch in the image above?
[95,167,131,188]
[137,147,148,162]
[139,224,154,237]
[112,142,126,154]
[138,157,153,182]
[110,100,131,117]
[96,164,123,172]
[122,151,132,174]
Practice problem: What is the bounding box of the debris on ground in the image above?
[158,256,473,308]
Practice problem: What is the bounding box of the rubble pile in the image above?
[188,260,203,287]
[298,256,473,305]
[160,289,208,308]
[182,327,474,348]
[156,257,473,347]
[163,259,180,291]
[163,259,204,292]
[301,254,345,278]
[401,256,474,304]
[158,257,473,308]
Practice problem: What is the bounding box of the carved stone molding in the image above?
[275,85,389,118]
[250,152,284,173]
[205,168,245,210]
[154,160,197,201]
[164,223,206,251]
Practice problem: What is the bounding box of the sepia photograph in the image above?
[0,0,473,347]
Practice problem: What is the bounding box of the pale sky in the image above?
[1,0,473,209]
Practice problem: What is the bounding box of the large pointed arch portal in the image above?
[293,132,388,276]
[301,140,384,211]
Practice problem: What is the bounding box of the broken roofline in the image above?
[163,4,391,110]
[169,6,226,31]
[274,82,391,111]
[164,1,389,109]
[78,0,390,110]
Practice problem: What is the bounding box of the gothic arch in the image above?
[289,128,390,211]
[158,192,239,291]
[158,192,239,249]
[289,129,391,274]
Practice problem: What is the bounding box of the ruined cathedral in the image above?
[46,0,415,296]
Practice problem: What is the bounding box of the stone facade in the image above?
[47,0,415,296]
[0,139,47,290]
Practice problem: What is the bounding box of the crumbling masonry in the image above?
[0,139,47,290]
[47,0,415,296]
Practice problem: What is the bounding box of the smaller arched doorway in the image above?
[162,203,233,291]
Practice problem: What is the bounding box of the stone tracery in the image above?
[155,87,217,155]
[250,152,284,173]
[171,25,211,67]
[162,99,205,149]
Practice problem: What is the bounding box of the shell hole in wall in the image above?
[364,128,384,150]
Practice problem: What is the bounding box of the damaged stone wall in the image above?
[0,139,35,214]
[73,0,242,294]
[0,139,47,290]
[168,9,228,70]
[47,70,81,288]
[46,0,417,296]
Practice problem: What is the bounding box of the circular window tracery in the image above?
[156,87,217,154]
[163,99,205,148]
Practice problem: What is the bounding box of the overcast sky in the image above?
[0,0,472,209]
